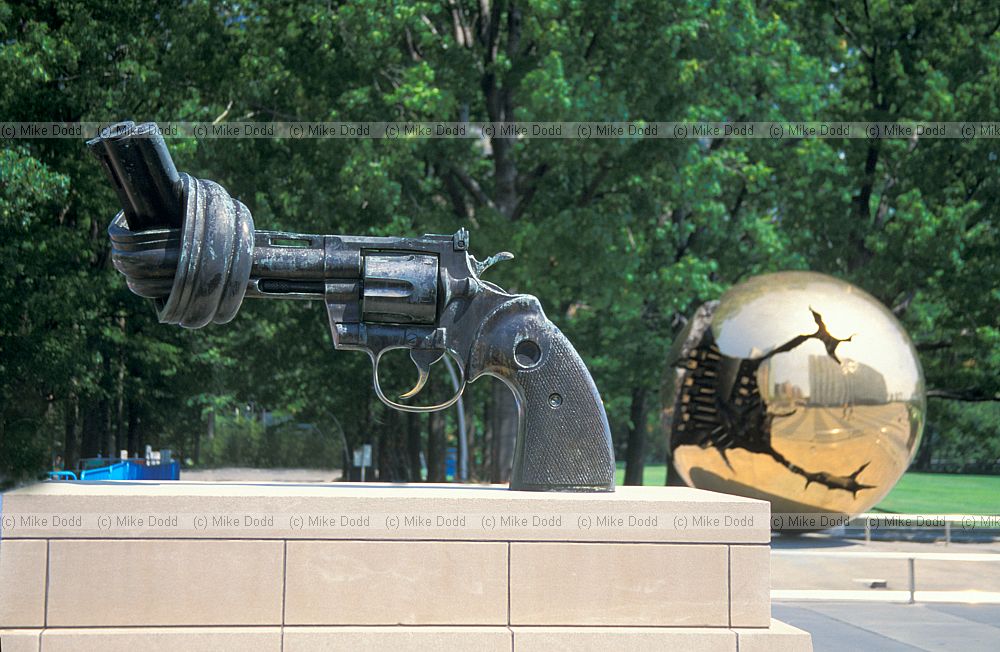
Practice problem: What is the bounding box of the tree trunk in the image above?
[377,410,390,481]
[100,397,113,459]
[624,386,648,485]
[406,412,422,481]
[464,395,477,480]
[489,381,518,483]
[113,320,127,458]
[63,396,79,472]
[126,400,141,458]
[913,425,935,471]
[433,3,534,475]
[377,408,409,482]
[427,410,446,482]
[114,367,125,457]
[198,409,214,465]
[80,398,103,460]
[191,427,201,466]
[348,391,374,481]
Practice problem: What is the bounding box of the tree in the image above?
[2,0,997,486]
[772,0,1000,466]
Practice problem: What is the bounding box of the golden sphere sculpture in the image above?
[664,271,925,517]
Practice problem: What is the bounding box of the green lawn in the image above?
[615,462,667,487]
[871,472,1000,514]
[614,462,665,487]
[616,463,1000,514]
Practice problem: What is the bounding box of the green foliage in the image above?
[775,0,1000,404]
[1,0,997,482]
[198,410,343,469]
[918,402,1000,473]
[0,146,76,481]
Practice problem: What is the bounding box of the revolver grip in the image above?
[471,297,615,492]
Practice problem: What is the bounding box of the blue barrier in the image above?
[138,461,180,480]
[74,461,180,481]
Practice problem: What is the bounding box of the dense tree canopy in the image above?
[1,0,997,485]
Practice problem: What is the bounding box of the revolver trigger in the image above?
[472,251,514,277]
[399,368,429,400]
[400,349,445,400]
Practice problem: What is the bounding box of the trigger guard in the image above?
[372,348,466,413]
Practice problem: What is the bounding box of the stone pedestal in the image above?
[1,482,811,651]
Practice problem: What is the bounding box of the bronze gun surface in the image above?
[89,121,615,492]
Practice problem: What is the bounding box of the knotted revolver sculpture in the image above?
[88,122,614,491]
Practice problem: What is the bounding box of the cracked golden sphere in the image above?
[665,271,925,517]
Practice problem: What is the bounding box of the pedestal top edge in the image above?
[3,481,767,506]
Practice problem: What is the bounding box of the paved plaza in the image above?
[776,602,1000,651]
[773,533,1000,650]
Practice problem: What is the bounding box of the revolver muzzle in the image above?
[95,121,255,328]
[87,121,183,231]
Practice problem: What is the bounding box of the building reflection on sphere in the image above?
[664,271,925,518]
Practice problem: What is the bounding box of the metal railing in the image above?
[844,513,1000,545]
[771,549,1000,604]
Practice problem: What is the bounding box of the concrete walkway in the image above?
[775,602,1000,651]
[772,533,1000,649]
[771,533,1000,594]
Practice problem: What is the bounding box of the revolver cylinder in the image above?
[362,253,438,325]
